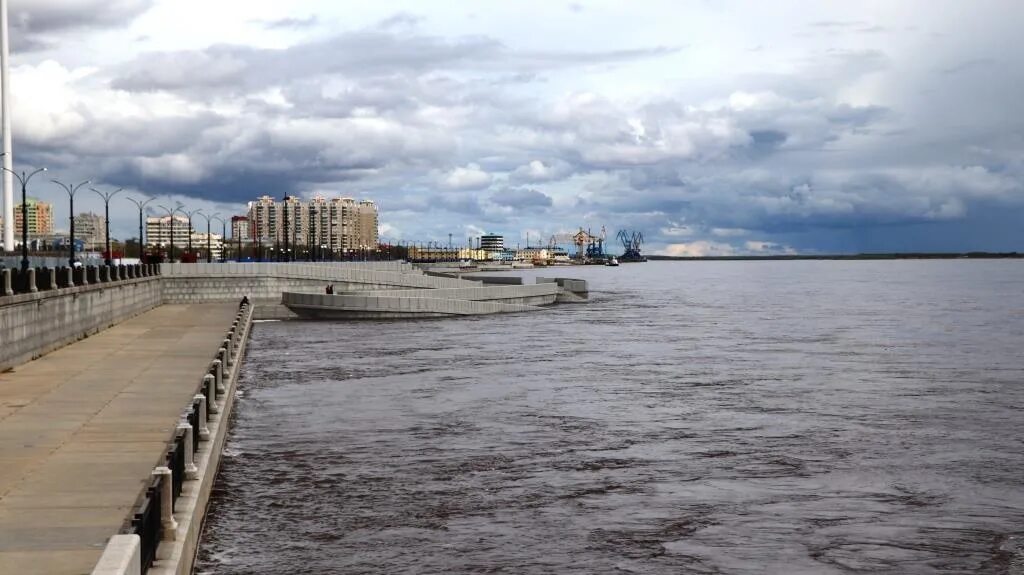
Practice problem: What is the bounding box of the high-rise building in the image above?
[231,215,250,241]
[145,215,193,248]
[245,194,379,255]
[74,212,106,250]
[190,231,224,261]
[13,198,53,236]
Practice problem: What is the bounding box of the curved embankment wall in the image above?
[0,276,162,372]
[159,262,485,319]
[282,287,554,319]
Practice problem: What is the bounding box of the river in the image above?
[195,260,1024,574]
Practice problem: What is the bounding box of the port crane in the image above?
[616,230,646,262]
[547,227,606,260]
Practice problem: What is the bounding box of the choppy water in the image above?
[195,260,1024,574]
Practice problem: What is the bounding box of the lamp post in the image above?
[50,177,90,269]
[154,204,177,262]
[125,196,154,260]
[175,206,200,260]
[282,195,291,262]
[2,166,48,271]
[90,186,123,266]
[195,211,220,263]
[212,215,227,262]
[309,202,317,262]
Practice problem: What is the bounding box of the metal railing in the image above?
[130,476,162,571]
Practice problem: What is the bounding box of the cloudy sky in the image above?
[4,0,1023,255]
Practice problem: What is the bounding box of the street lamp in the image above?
[125,196,154,260]
[50,177,89,269]
[196,211,221,263]
[282,195,291,262]
[1,166,47,272]
[212,215,227,262]
[90,186,123,266]
[175,206,201,259]
[309,202,317,262]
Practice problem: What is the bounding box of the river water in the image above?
[195,260,1024,574]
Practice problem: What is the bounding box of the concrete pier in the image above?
[0,303,238,575]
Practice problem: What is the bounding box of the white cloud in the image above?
[442,163,492,190]
[510,159,572,182]
[659,241,736,257]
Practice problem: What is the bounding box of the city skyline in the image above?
[2,1,1023,255]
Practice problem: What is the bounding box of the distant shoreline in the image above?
[647,252,1022,261]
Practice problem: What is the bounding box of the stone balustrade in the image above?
[0,264,159,298]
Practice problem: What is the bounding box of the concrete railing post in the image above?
[194,393,211,440]
[2,268,11,296]
[212,359,225,394]
[46,267,57,290]
[153,466,177,539]
[27,268,37,293]
[204,373,219,415]
[222,340,233,368]
[177,422,198,480]
[65,267,75,287]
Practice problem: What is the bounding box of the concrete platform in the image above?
[0,303,238,575]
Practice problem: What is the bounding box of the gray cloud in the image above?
[490,188,553,209]
[111,28,677,93]
[10,0,154,32]
[13,2,1024,253]
[258,16,319,30]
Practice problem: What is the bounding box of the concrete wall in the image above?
[0,277,162,372]
[160,262,483,306]
[283,291,545,319]
[339,283,560,305]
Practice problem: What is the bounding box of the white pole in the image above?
[0,0,13,251]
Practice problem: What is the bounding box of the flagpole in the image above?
[0,0,13,252]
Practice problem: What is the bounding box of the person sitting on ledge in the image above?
[326,284,334,294]
[240,295,250,307]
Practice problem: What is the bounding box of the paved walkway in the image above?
[0,304,238,575]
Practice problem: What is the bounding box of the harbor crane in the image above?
[548,227,608,259]
[616,229,646,262]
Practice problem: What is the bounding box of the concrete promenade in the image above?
[0,303,238,574]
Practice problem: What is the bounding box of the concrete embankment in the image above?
[281,279,589,319]
[0,300,250,575]
[0,261,589,573]
[0,264,162,372]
